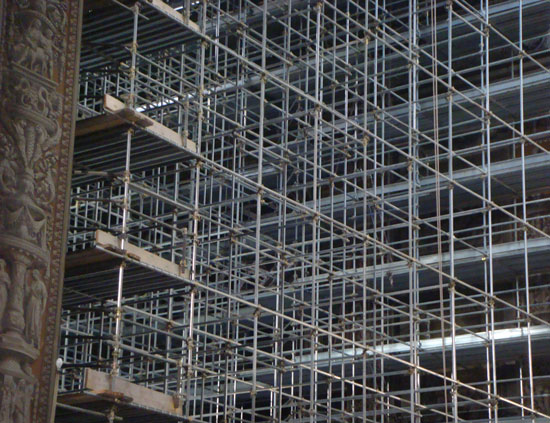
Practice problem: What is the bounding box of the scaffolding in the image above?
[55,0,550,422]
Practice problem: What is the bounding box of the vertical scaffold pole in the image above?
[112,2,139,380]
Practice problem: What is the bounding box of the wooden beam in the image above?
[57,393,101,406]
[145,0,201,31]
[65,248,121,270]
[103,94,196,152]
[95,230,189,279]
[75,113,129,137]
[85,368,182,415]
[103,94,154,127]
[58,369,183,415]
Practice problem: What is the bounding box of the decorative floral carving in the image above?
[4,75,63,121]
[0,73,62,218]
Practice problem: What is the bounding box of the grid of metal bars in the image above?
[58,0,550,422]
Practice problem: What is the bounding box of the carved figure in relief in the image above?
[535,382,550,414]
[39,27,55,78]
[11,14,58,78]
[0,259,10,330]
[24,270,47,347]
[0,375,15,422]
[12,379,30,423]
[31,19,49,76]
[48,4,66,29]
[531,287,550,325]
[525,24,550,52]
[0,140,17,195]
[13,18,41,70]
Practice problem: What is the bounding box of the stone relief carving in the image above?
[25,270,48,348]
[0,376,15,421]
[13,379,33,423]
[0,0,78,422]
[0,260,9,330]
[526,193,550,239]
[535,382,550,415]
[0,374,34,423]
[10,4,64,80]
[531,286,550,313]
[515,278,550,321]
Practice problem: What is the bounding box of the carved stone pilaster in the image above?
[0,0,82,422]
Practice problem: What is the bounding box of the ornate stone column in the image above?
[0,1,82,422]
